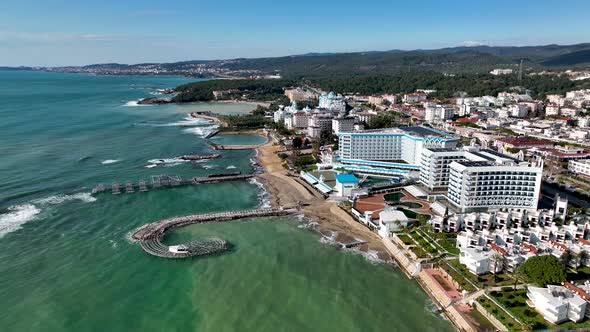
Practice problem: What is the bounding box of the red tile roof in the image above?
[490,243,507,256]
[549,240,569,251]
[577,237,590,246]
[520,241,538,254]
[564,282,590,300]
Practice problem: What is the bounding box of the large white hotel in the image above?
[336,126,459,176]
[419,147,543,212]
[334,125,543,212]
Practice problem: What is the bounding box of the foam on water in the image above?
[137,117,213,127]
[182,126,217,138]
[101,159,120,165]
[0,193,97,238]
[33,193,97,205]
[124,100,151,107]
[226,165,237,169]
[248,178,271,209]
[0,204,42,238]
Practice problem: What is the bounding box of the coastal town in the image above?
[207,77,590,331]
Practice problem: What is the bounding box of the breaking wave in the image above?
[101,159,120,165]
[32,193,97,205]
[124,100,151,107]
[0,204,42,238]
[0,193,96,238]
[249,178,271,209]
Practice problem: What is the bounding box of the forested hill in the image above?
[220,44,590,77]
[32,43,590,77]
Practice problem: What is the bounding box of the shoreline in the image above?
[254,138,392,262]
[252,132,468,332]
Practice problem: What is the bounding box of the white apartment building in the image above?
[424,105,454,123]
[527,286,587,324]
[403,92,427,103]
[459,247,496,275]
[569,159,590,177]
[290,112,311,129]
[446,155,543,212]
[307,113,333,137]
[332,117,355,135]
[490,68,513,75]
[545,103,560,116]
[419,147,487,190]
[510,104,529,118]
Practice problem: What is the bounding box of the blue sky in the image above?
[1,0,589,66]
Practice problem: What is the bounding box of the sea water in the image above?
[0,70,454,332]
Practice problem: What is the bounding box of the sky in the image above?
[1,0,590,66]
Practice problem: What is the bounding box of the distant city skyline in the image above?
[1,0,590,66]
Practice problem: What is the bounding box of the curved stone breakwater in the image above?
[132,208,292,259]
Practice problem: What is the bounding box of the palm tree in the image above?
[561,251,573,268]
[490,252,507,282]
[512,266,527,290]
[580,251,590,268]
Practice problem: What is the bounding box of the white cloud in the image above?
[460,41,486,47]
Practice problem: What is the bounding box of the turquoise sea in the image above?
[0,70,454,332]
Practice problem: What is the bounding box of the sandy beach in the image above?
[256,141,391,261]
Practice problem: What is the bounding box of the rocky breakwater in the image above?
[137,97,173,105]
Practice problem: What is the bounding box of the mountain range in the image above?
[29,43,590,77]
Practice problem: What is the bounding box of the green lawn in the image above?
[411,246,428,258]
[465,307,497,332]
[491,288,590,331]
[477,296,522,331]
[441,261,477,292]
[409,230,441,256]
[448,260,514,287]
[396,233,413,246]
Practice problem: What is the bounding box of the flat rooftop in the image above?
[400,126,454,138]
[344,125,455,139]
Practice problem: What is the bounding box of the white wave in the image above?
[138,117,214,127]
[343,248,388,265]
[124,100,151,107]
[147,158,188,165]
[226,165,237,169]
[249,177,271,209]
[101,159,120,165]
[145,164,158,168]
[33,193,97,205]
[202,164,215,169]
[182,126,217,138]
[0,204,42,238]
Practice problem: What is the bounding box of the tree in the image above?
[580,251,590,268]
[292,137,303,149]
[512,266,527,290]
[519,255,567,287]
[560,251,573,268]
[490,253,507,282]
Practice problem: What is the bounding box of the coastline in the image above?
[254,139,392,262]
[252,133,471,332]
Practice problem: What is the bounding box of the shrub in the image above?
[490,291,500,297]
[507,323,513,327]
[492,309,498,314]
[507,294,515,299]
[501,287,513,292]
[520,255,567,287]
